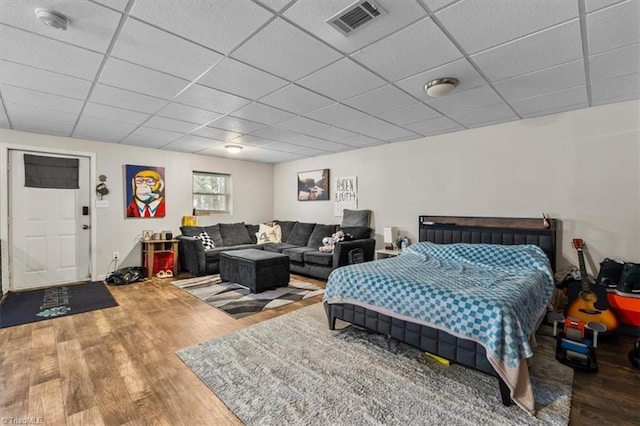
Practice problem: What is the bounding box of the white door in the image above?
[9,150,91,290]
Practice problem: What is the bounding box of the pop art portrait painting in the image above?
[125,165,166,218]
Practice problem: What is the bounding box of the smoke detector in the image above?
[327,1,385,36]
[35,8,68,31]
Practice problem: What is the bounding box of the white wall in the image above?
[0,129,274,286]
[274,100,640,274]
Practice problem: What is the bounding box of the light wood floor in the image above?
[1,275,638,425]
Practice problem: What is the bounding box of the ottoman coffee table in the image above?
[219,249,290,293]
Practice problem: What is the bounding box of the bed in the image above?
[323,215,557,416]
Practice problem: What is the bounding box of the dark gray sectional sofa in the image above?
[178,220,375,280]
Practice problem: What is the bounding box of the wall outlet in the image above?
[113,252,120,260]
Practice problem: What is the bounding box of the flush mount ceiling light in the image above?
[224,145,243,154]
[35,8,69,31]
[424,78,458,97]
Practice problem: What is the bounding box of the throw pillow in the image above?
[339,226,372,240]
[195,231,215,249]
[341,209,371,227]
[285,222,316,246]
[255,223,282,245]
[219,222,252,246]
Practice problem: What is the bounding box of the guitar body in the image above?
[565,239,619,332]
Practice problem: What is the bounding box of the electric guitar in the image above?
[565,239,618,332]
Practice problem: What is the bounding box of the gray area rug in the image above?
[170,275,323,319]
[177,303,573,425]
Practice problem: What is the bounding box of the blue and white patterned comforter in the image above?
[323,242,554,414]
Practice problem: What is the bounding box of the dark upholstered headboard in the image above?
[418,215,557,271]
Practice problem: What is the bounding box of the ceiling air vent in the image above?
[327,1,386,36]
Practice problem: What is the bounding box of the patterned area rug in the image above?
[170,275,324,319]
[178,303,573,425]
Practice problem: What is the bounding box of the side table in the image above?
[141,239,179,278]
[375,249,400,260]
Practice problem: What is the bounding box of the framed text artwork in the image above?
[297,169,330,201]
[334,176,357,216]
[125,164,166,218]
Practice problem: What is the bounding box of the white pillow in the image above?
[255,223,282,244]
[195,231,215,249]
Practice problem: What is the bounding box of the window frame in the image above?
[192,171,232,215]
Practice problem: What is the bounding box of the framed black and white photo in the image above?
[297,169,329,201]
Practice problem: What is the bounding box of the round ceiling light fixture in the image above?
[424,78,458,97]
[224,144,243,154]
[35,8,69,31]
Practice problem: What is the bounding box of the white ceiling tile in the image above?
[259,84,334,114]
[306,126,358,141]
[352,17,463,82]
[6,102,78,127]
[297,59,386,101]
[120,126,183,148]
[283,0,428,54]
[112,18,224,80]
[208,116,265,134]
[0,0,122,52]
[240,147,304,163]
[90,84,167,114]
[591,73,640,102]
[286,135,350,152]
[304,103,369,125]
[163,135,223,153]
[450,103,518,127]
[340,116,417,140]
[511,86,588,117]
[592,92,640,106]
[588,0,640,55]
[174,84,251,114]
[405,116,463,136]
[395,59,487,100]
[93,0,129,12]
[249,127,300,141]
[157,103,223,125]
[72,116,137,142]
[471,20,583,82]
[197,58,289,99]
[231,18,342,81]
[1,85,83,114]
[255,0,293,13]
[435,0,578,54]
[0,60,91,100]
[341,135,386,147]
[493,60,586,101]
[230,103,295,125]
[192,126,242,141]
[422,0,459,12]
[99,58,189,100]
[590,43,640,82]
[130,0,273,54]
[83,102,151,126]
[10,116,73,136]
[426,85,504,115]
[144,116,201,133]
[0,25,103,80]
[263,141,309,152]
[196,144,255,159]
[585,0,625,13]
[376,103,441,126]
[273,116,329,134]
[229,135,273,147]
[343,85,416,115]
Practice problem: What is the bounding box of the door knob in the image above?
[82,224,90,230]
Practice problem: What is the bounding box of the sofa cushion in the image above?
[204,224,224,247]
[285,222,316,246]
[307,224,338,248]
[283,246,317,263]
[246,224,259,244]
[219,222,252,246]
[275,220,297,242]
[303,250,333,266]
[195,232,215,249]
[339,226,372,240]
[180,226,205,237]
[341,209,371,227]
[256,223,282,244]
[263,243,298,253]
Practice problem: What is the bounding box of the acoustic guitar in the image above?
[565,239,618,332]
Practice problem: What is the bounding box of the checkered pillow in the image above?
[195,231,215,249]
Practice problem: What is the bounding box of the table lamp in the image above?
[383,226,397,250]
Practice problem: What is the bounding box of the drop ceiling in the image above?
[0,0,638,163]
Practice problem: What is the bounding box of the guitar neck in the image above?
[576,249,590,291]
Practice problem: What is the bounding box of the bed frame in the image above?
[324,215,557,406]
